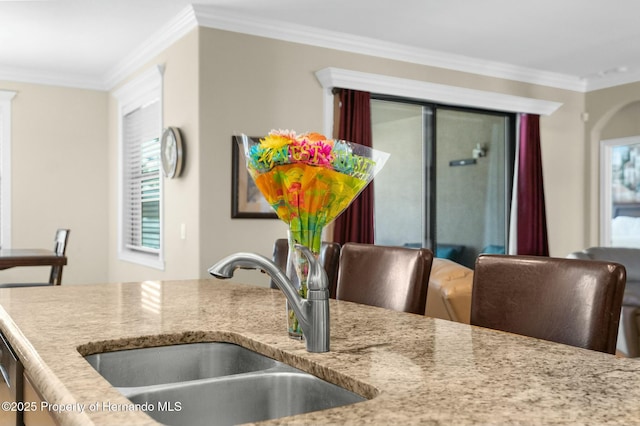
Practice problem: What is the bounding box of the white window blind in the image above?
[114,65,163,269]
[123,100,161,253]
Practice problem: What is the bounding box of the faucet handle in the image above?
[295,244,329,293]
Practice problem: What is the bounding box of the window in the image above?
[114,66,164,269]
[0,90,16,249]
[600,136,640,248]
[123,102,161,252]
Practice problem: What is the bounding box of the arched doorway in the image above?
[589,99,640,247]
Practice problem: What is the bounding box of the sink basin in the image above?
[84,342,367,425]
[127,371,365,426]
[84,342,279,387]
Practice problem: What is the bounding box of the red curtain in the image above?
[516,114,549,256]
[332,89,375,245]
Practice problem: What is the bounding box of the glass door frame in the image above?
[371,94,516,255]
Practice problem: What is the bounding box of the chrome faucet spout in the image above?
[208,246,330,353]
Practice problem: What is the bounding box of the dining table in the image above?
[0,249,67,284]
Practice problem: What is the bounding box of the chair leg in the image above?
[50,266,63,285]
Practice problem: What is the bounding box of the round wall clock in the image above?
[160,126,184,178]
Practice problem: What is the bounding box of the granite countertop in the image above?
[2,279,640,425]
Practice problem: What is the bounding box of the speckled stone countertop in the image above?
[2,279,640,425]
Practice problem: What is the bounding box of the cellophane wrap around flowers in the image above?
[238,131,389,253]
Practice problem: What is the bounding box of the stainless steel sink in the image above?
[126,371,365,426]
[84,342,278,387]
[84,342,367,425]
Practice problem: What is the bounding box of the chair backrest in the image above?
[471,254,626,354]
[50,229,70,285]
[271,239,341,298]
[335,243,433,314]
[568,246,640,282]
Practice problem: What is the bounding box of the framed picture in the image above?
[231,136,278,219]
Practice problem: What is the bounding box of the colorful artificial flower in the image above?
[242,129,386,252]
[238,129,389,339]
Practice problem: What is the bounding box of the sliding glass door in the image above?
[371,97,515,268]
[371,100,427,249]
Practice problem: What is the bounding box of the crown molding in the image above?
[103,5,198,90]
[194,6,587,93]
[0,65,106,91]
[0,6,197,92]
[585,69,640,92]
[1,5,635,92]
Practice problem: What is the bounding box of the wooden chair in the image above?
[271,239,341,298]
[335,243,433,314]
[471,254,626,354]
[0,229,70,288]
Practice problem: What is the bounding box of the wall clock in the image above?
[161,126,184,178]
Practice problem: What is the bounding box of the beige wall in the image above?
[584,82,640,250]
[0,80,108,284]
[107,29,201,283]
[198,27,586,279]
[601,101,640,140]
[5,26,633,287]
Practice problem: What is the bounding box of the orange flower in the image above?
[302,132,329,143]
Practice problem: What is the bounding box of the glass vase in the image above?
[285,230,320,340]
[237,131,390,340]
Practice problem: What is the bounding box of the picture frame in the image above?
[231,136,278,219]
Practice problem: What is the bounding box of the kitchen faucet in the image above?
[208,245,330,353]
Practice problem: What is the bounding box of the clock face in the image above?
[161,127,183,178]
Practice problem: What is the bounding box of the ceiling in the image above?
[2,0,640,92]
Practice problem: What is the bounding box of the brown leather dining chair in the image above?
[0,229,70,288]
[335,243,433,314]
[271,239,341,298]
[471,254,626,354]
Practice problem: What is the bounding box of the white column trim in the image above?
[0,90,17,248]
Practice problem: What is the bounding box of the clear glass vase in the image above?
[237,131,390,340]
[285,231,319,340]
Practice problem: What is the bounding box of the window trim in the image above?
[0,90,16,249]
[315,67,562,137]
[113,65,165,270]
